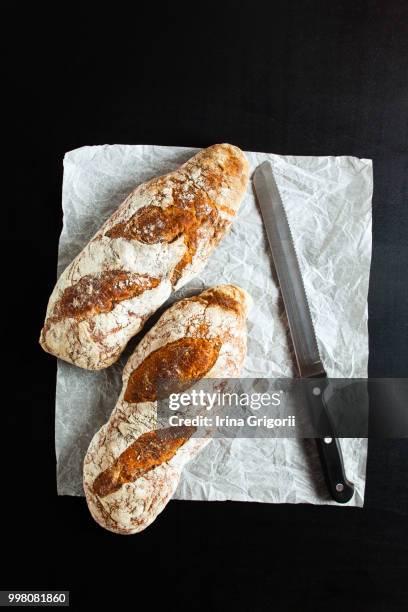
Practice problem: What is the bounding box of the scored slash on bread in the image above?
[83,284,251,534]
[92,426,196,499]
[40,144,249,370]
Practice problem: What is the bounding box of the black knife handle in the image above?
[315,437,354,503]
[306,378,355,504]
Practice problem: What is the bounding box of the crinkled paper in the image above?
[55,145,372,507]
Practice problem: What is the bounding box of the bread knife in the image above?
[253,161,354,504]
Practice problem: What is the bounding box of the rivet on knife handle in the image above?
[316,437,354,503]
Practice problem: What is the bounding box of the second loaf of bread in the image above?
[83,284,251,534]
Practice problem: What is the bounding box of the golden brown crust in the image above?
[106,205,197,244]
[191,286,245,317]
[183,143,246,197]
[124,337,222,403]
[93,426,196,498]
[52,271,161,322]
[107,190,221,287]
[104,144,247,288]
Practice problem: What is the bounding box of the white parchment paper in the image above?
[55,145,372,507]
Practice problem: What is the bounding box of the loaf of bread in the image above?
[40,144,249,370]
[83,284,251,534]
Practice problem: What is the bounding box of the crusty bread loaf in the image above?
[40,144,249,370]
[83,284,251,534]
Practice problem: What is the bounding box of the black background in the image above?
[3,1,408,610]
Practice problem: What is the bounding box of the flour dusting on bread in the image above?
[83,284,251,534]
[40,145,249,370]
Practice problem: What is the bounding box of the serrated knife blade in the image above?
[253,161,325,378]
[253,160,354,504]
